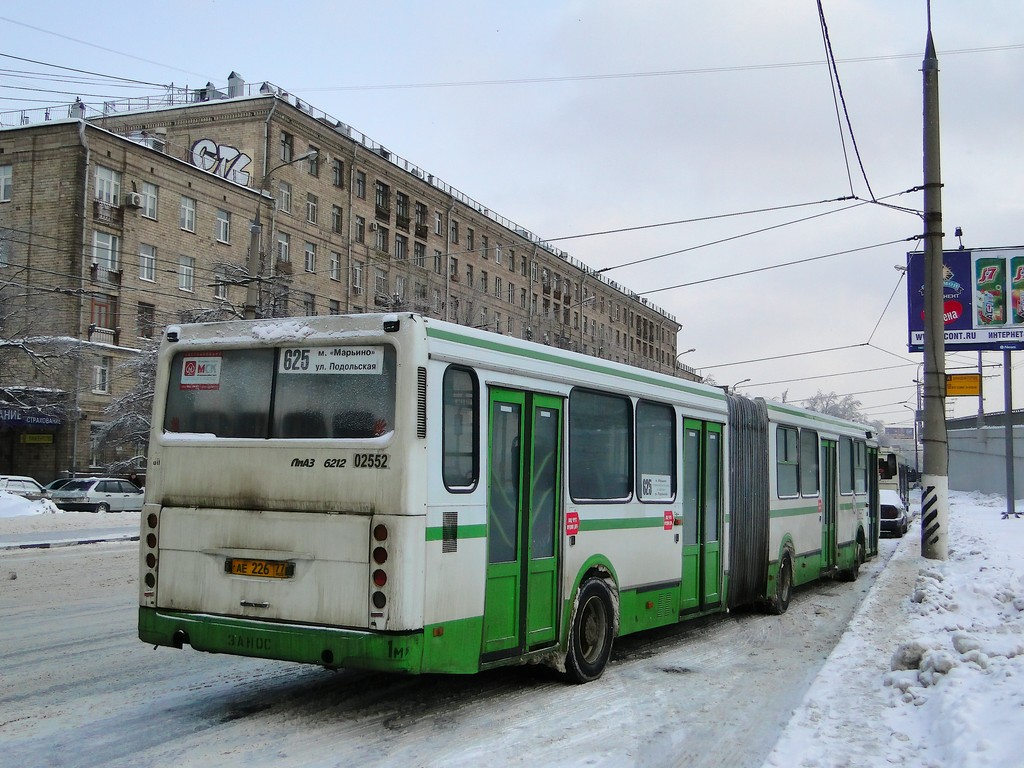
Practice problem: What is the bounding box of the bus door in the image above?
[680,420,723,613]
[820,439,838,572]
[482,389,563,659]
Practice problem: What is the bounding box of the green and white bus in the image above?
[139,313,878,682]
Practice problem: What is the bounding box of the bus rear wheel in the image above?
[769,554,793,615]
[565,578,614,684]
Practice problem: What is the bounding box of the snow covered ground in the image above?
[767,491,1024,768]
[2,489,1022,767]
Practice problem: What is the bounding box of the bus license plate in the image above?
[224,558,294,579]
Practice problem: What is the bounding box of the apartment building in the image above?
[0,73,690,480]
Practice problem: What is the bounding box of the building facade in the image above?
[0,74,690,481]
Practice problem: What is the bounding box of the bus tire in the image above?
[839,538,863,582]
[565,578,614,684]
[769,554,793,615]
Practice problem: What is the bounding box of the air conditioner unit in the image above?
[123,192,143,208]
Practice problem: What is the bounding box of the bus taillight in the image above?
[373,524,388,541]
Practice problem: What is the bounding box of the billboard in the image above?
[907,248,1024,352]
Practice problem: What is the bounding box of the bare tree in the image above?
[803,390,880,433]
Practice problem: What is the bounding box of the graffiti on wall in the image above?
[190,138,252,186]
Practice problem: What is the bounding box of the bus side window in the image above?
[442,366,479,492]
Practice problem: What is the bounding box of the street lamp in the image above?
[675,348,696,362]
[244,149,319,319]
[731,378,751,393]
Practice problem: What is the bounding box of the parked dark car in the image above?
[880,489,909,537]
[48,477,145,513]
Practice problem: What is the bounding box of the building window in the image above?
[329,299,340,315]
[215,209,231,243]
[0,164,11,202]
[304,242,316,273]
[303,292,316,315]
[466,264,473,288]
[396,192,409,220]
[508,282,515,304]
[90,294,117,331]
[178,255,195,292]
[435,210,443,235]
[494,276,502,298]
[280,131,293,162]
[332,205,343,234]
[352,260,363,295]
[138,181,158,219]
[332,158,344,188]
[355,171,366,199]
[355,216,365,243]
[139,243,156,282]
[306,193,318,224]
[92,356,112,394]
[329,250,341,281]
[179,196,196,232]
[214,269,228,300]
[277,181,292,214]
[481,235,489,260]
[375,181,390,214]
[450,220,459,244]
[479,270,488,294]
[376,227,389,253]
[277,232,291,263]
[414,241,426,267]
[137,302,155,339]
[95,166,121,204]
[415,202,427,227]
[92,231,121,272]
[375,267,388,296]
[307,146,319,176]
[395,234,407,261]
[434,250,443,274]
[395,275,406,303]
[467,228,474,253]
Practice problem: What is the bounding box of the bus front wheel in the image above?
[565,578,614,684]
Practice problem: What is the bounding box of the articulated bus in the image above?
[139,313,879,682]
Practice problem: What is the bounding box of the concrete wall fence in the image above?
[948,425,1024,497]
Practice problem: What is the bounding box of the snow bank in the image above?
[0,491,61,519]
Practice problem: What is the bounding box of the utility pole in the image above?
[921,7,949,559]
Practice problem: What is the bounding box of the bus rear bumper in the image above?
[139,606,424,673]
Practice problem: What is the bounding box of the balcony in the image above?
[276,259,293,275]
[414,223,429,240]
[374,205,391,223]
[396,214,411,232]
[93,200,123,225]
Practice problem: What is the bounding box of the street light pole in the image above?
[244,149,318,320]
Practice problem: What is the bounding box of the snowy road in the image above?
[0,538,897,767]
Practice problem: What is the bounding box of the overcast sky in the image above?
[2,1,1022,429]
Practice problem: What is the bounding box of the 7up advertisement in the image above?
[907,248,1024,352]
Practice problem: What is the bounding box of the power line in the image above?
[290,44,1024,92]
[638,237,913,297]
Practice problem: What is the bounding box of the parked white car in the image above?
[0,475,47,502]
[48,477,144,513]
[880,489,909,537]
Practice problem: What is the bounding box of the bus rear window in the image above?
[163,345,396,439]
